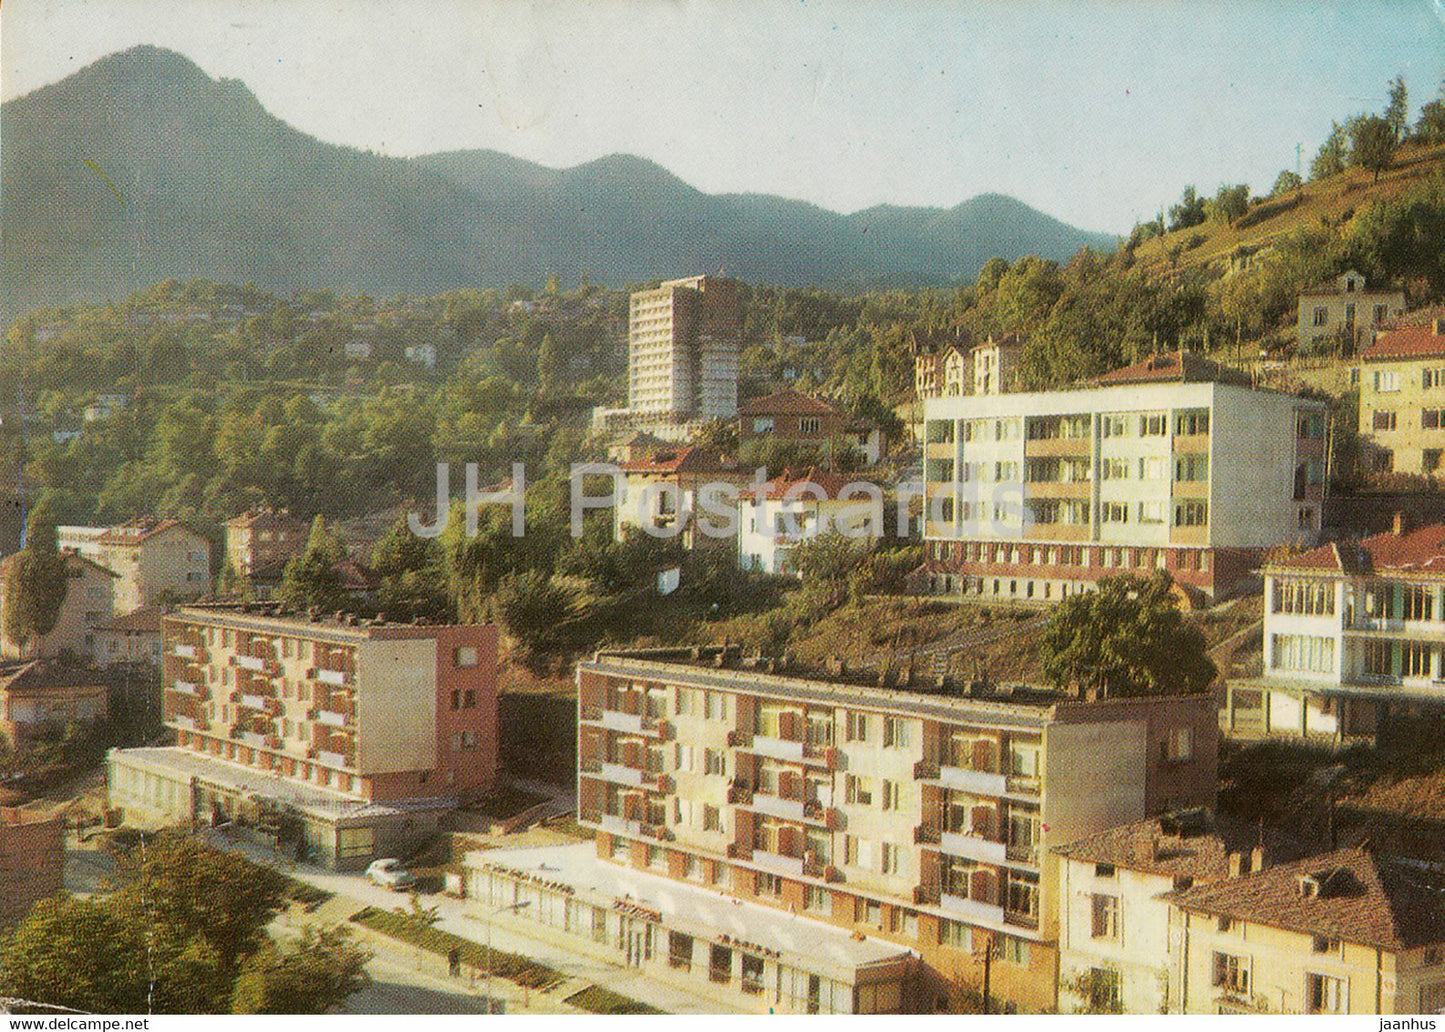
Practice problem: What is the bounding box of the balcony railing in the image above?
[1006,775,1041,797]
[752,849,805,878]
[173,680,203,697]
[1004,908,1040,930]
[940,830,1007,865]
[315,709,348,728]
[316,749,352,769]
[315,668,349,687]
[914,822,941,845]
[936,764,1008,796]
[940,893,1005,925]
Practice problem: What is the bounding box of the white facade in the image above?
[627,276,740,422]
[738,493,880,575]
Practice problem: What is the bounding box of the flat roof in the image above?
[466,841,910,982]
[168,603,466,645]
[109,747,456,823]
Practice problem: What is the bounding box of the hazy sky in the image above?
[3,0,1443,233]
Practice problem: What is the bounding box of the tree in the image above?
[231,927,370,1014]
[1270,169,1302,197]
[0,522,70,652]
[535,333,561,397]
[304,514,346,562]
[1038,572,1215,697]
[1349,115,1395,183]
[1385,74,1408,142]
[277,548,348,614]
[1167,186,1207,232]
[1310,121,1349,181]
[1210,183,1251,225]
[0,896,151,1014]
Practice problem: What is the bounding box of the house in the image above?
[0,551,116,661]
[245,555,376,601]
[1054,809,1311,1013]
[342,339,374,361]
[0,807,63,929]
[911,328,970,401]
[224,509,307,580]
[107,602,501,869]
[92,604,165,668]
[403,343,437,369]
[1223,516,1445,744]
[613,446,752,550]
[0,660,110,747]
[1356,319,1445,476]
[737,389,844,446]
[1297,270,1405,354]
[59,519,211,614]
[842,419,887,466]
[572,645,1218,1012]
[1167,847,1445,1014]
[738,469,884,575]
[917,351,1330,603]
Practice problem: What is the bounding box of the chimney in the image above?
[1251,845,1268,873]
[1393,511,1409,536]
[1227,852,1244,878]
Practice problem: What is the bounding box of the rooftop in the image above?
[618,445,741,475]
[1054,809,1312,880]
[1166,846,1445,951]
[97,517,204,546]
[737,388,839,418]
[1091,350,1253,388]
[1359,321,1445,363]
[1269,521,1445,576]
[466,841,909,981]
[168,601,472,642]
[0,659,109,696]
[742,468,857,501]
[1299,270,1397,297]
[96,603,166,634]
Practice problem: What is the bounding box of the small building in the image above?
[343,339,374,362]
[0,807,63,929]
[613,446,752,550]
[1297,270,1405,354]
[737,389,844,446]
[1223,516,1445,744]
[0,551,117,661]
[0,660,110,747]
[1054,809,1310,1014]
[404,343,437,369]
[93,519,211,614]
[92,604,165,668]
[224,509,307,580]
[1356,319,1445,476]
[1167,846,1445,1014]
[738,469,882,575]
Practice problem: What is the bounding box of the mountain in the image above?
[1,45,1115,318]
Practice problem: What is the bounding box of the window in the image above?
[1101,414,1129,438]
[1006,871,1039,919]
[454,646,479,666]
[756,872,783,898]
[1139,413,1167,436]
[1426,369,1445,389]
[1405,585,1436,621]
[882,716,912,748]
[846,775,874,806]
[669,931,694,970]
[1404,641,1434,678]
[1101,457,1130,480]
[940,919,972,950]
[1175,454,1209,482]
[805,885,830,913]
[1164,727,1194,762]
[1139,501,1166,524]
[1375,370,1401,392]
[1175,500,1208,527]
[704,749,726,776]
[1427,449,1444,473]
[1270,634,1335,674]
[881,842,901,875]
[1306,973,1346,1014]
[846,711,872,742]
[862,898,883,928]
[703,804,722,832]
[1175,409,1209,435]
[1311,935,1340,954]
[1100,501,1129,524]
[1087,967,1122,1011]
[1313,306,1328,327]
[741,953,765,994]
[999,936,1030,966]
[1095,862,1116,878]
[1212,953,1250,996]
[881,779,900,811]
[798,416,821,434]
[1139,456,1168,480]
[1272,578,1336,616]
[1091,894,1120,939]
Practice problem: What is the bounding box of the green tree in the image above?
[1310,121,1350,181]
[0,896,151,1014]
[1038,572,1215,697]
[492,569,580,661]
[1349,115,1395,183]
[304,514,346,562]
[536,333,561,397]
[1270,170,1302,197]
[1385,74,1409,142]
[0,522,70,652]
[277,548,348,614]
[1167,185,1207,231]
[1210,183,1251,225]
[230,927,370,1014]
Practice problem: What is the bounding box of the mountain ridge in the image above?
[1,45,1116,318]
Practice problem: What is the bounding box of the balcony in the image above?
[236,655,266,673]
[752,849,805,878]
[241,731,269,749]
[315,709,348,728]
[173,680,203,697]
[934,765,1008,796]
[598,761,645,788]
[239,693,268,712]
[940,893,1005,925]
[1005,909,1040,930]
[940,830,1008,865]
[727,729,753,748]
[748,734,804,762]
[1006,843,1041,867]
[913,884,940,906]
[316,749,351,769]
[598,709,666,737]
[726,842,754,861]
[315,668,349,688]
[172,643,200,660]
[749,792,805,822]
[1006,775,1041,797]
[913,759,940,781]
[914,822,941,845]
[728,780,754,805]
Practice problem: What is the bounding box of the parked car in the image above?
[366,858,417,890]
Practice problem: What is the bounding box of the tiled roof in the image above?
[1091,350,1253,387]
[909,326,971,355]
[97,518,202,545]
[971,332,1022,352]
[0,660,108,695]
[96,604,166,634]
[224,509,302,529]
[0,550,118,580]
[737,388,839,418]
[1054,810,1313,881]
[743,467,855,501]
[1270,523,1445,576]
[1299,271,1396,297]
[1359,322,1445,362]
[618,446,739,475]
[1166,846,1445,951]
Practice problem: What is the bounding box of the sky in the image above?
[3,0,1444,234]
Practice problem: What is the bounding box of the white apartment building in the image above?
[738,471,880,575]
[628,275,741,423]
[1223,517,1445,744]
[917,352,1329,603]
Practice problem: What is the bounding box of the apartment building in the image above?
[59,518,211,613]
[628,275,741,423]
[0,807,63,929]
[1297,270,1404,354]
[1054,809,1310,1014]
[1223,517,1445,744]
[1356,319,1445,476]
[913,333,1022,401]
[1168,847,1445,1014]
[0,550,116,661]
[917,352,1329,603]
[224,508,307,579]
[107,603,500,868]
[572,646,1217,1012]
